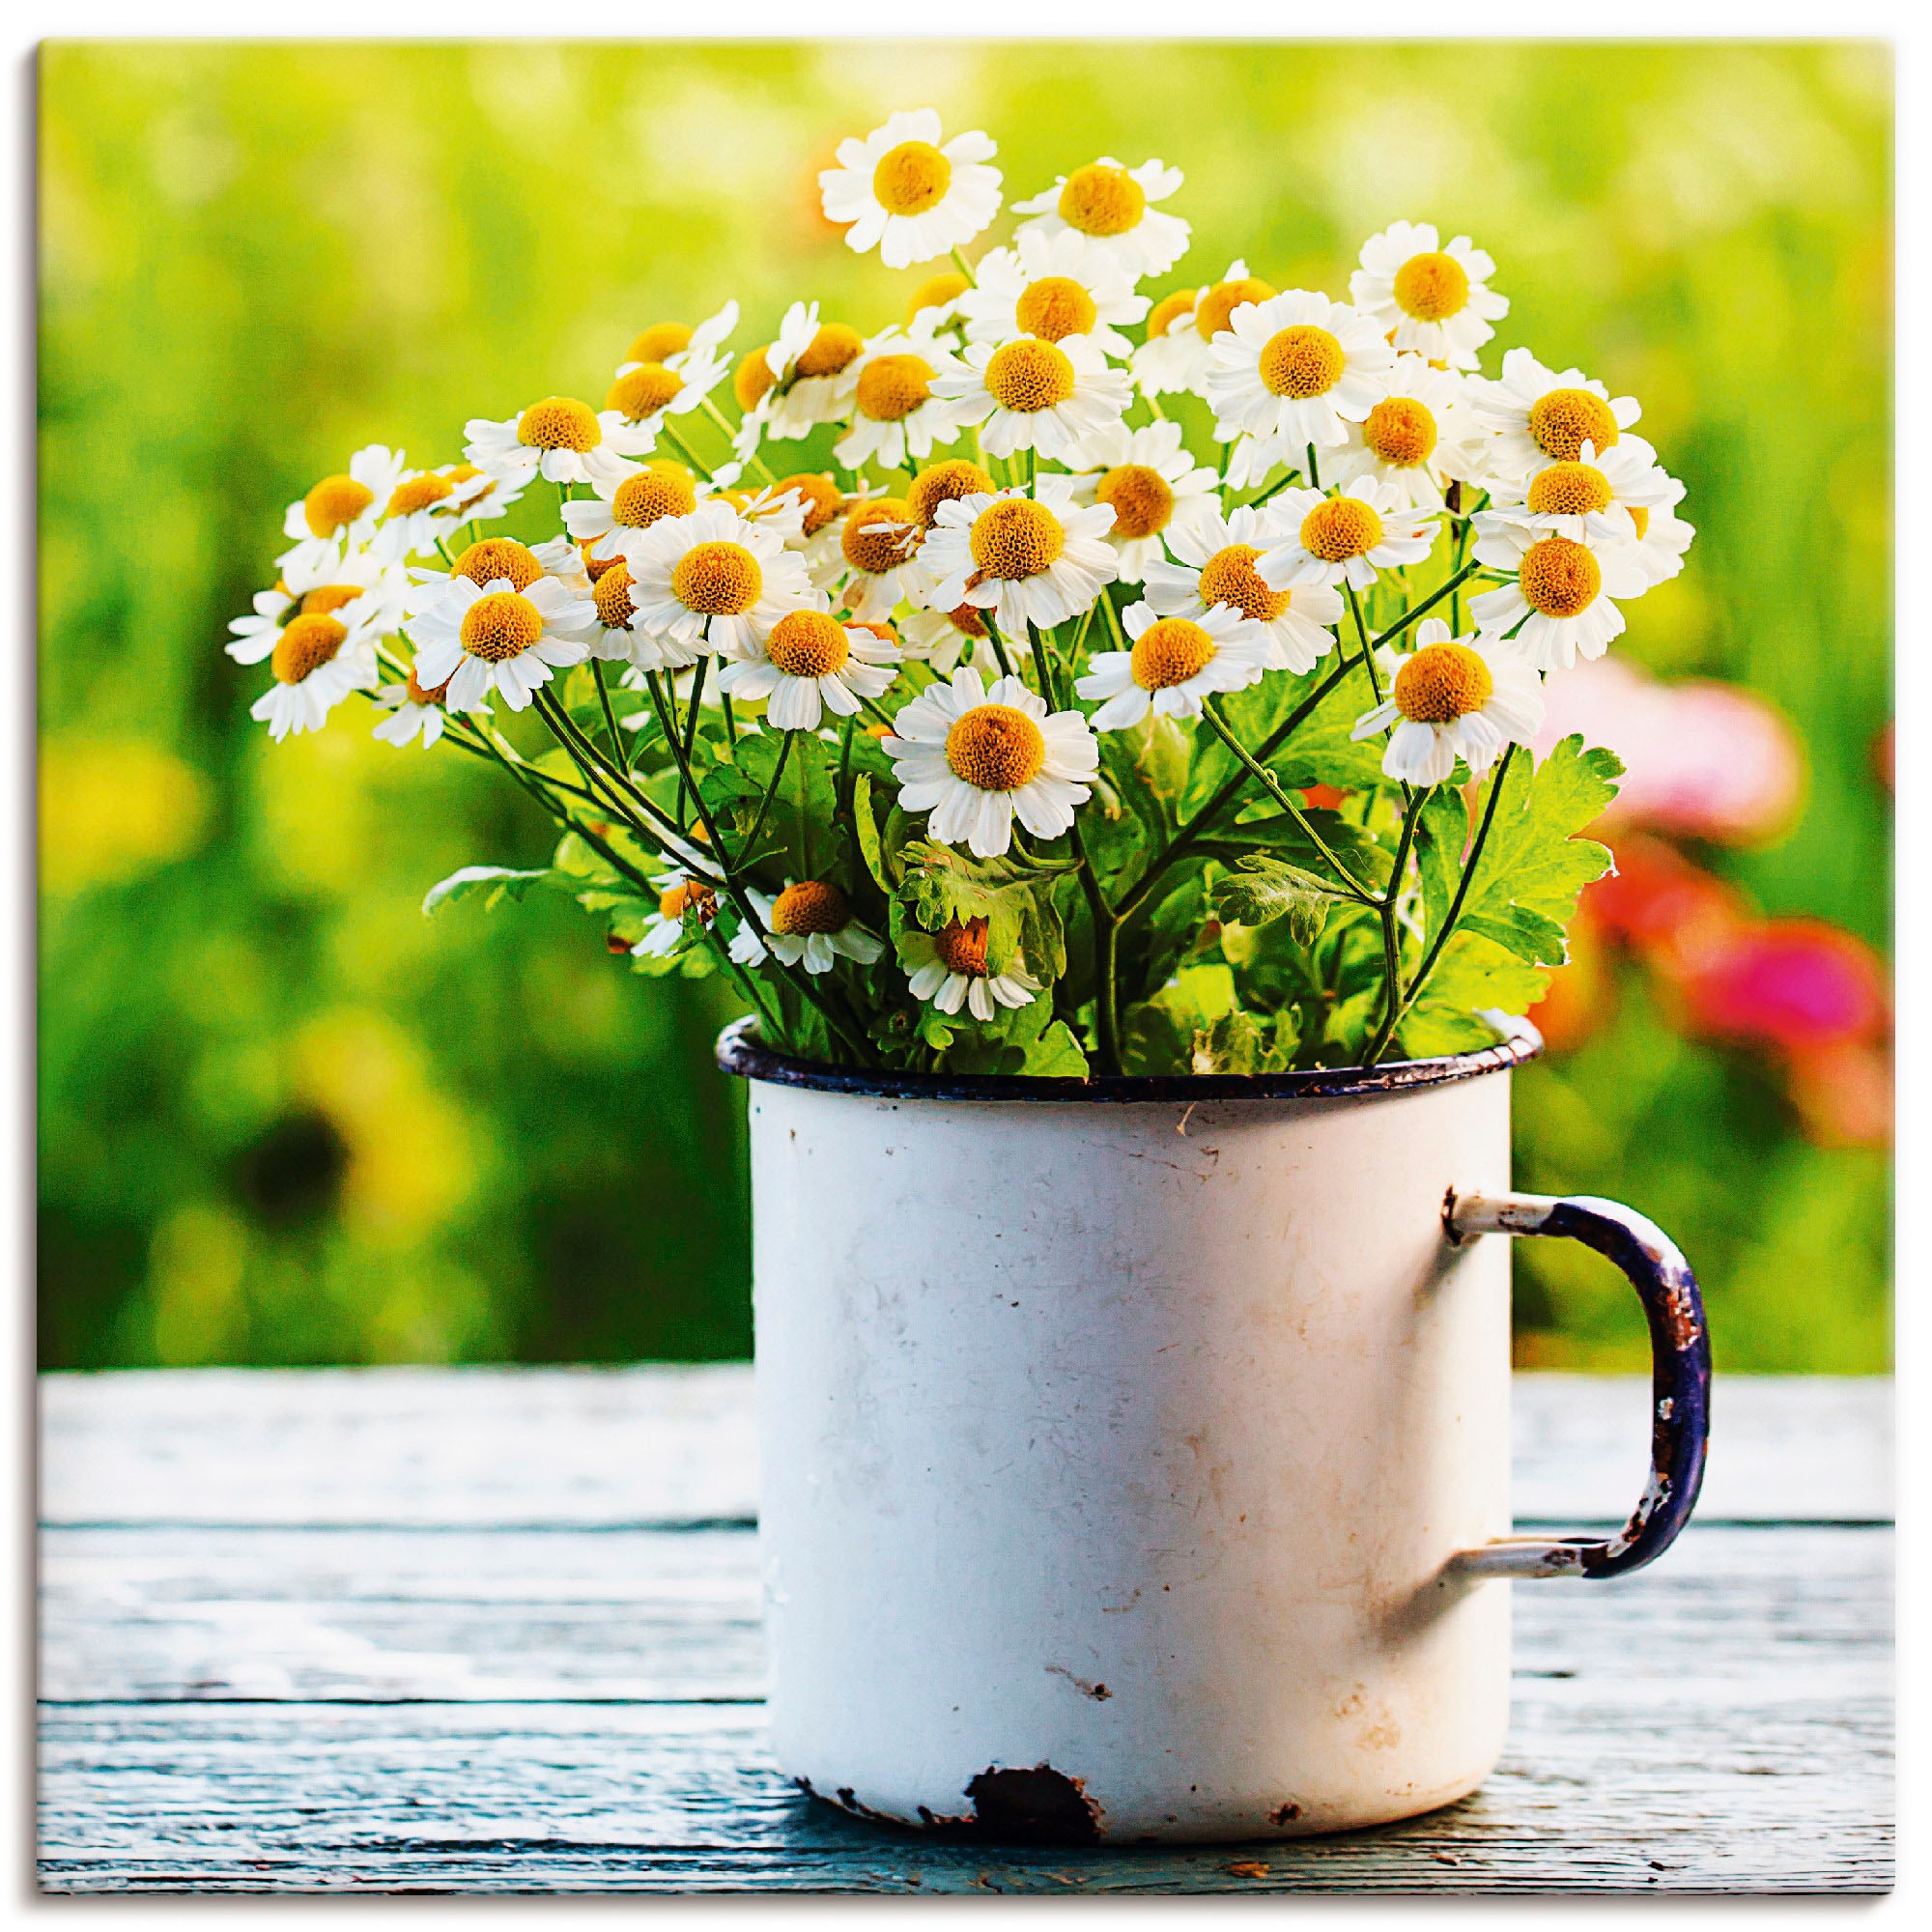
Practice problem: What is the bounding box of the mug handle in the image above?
[1443,1190,1711,1580]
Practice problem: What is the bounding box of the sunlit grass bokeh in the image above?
[39,41,1891,1371]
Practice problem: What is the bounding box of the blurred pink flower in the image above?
[1531,655,1804,846]
[1672,920,1889,1058]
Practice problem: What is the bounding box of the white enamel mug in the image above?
[719,1018,1709,1847]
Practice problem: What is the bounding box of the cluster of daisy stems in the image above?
[233,111,1694,1078]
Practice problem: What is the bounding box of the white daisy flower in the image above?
[436,460,526,531]
[463,396,653,491]
[958,227,1150,361]
[918,479,1122,639]
[1130,262,1275,400]
[372,663,488,749]
[904,269,972,332]
[834,329,968,473]
[1465,347,1643,487]
[246,596,383,742]
[1205,289,1394,452]
[1064,418,1219,584]
[728,881,887,975]
[1349,221,1510,372]
[1467,518,1652,671]
[1076,601,1272,730]
[882,668,1098,859]
[376,463,502,556]
[1481,436,1680,548]
[818,109,1002,270]
[278,444,408,573]
[576,556,695,669]
[732,306,867,455]
[227,539,408,667]
[1328,356,1488,511]
[1623,484,1696,589]
[716,605,900,731]
[816,497,926,623]
[619,499,814,661]
[1257,476,1441,596]
[605,300,738,436]
[902,919,1041,1022]
[403,533,586,622]
[897,600,1001,677]
[1142,504,1345,674]
[561,462,701,564]
[1350,620,1544,785]
[932,331,1131,462]
[632,868,722,960]
[1009,156,1190,281]
[409,573,596,713]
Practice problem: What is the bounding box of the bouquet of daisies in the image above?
[229,109,1692,1078]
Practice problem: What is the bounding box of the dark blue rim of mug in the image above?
[715,1012,1544,1105]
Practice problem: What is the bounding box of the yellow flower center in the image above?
[771,879,852,935]
[840,500,918,576]
[299,583,363,616]
[451,538,543,592]
[580,540,622,582]
[1526,461,1614,518]
[765,610,852,680]
[406,666,453,706]
[1518,535,1602,617]
[908,459,994,529]
[627,322,691,364]
[1260,325,1346,400]
[1130,617,1217,691]
[607,364,684,421]
[1393,641,1493,724]
[592,564,637,631]
[945,703,1046,793]
[983,339,1075,413]
[774,471,844,536]
[855,353,935,421]
[1527,388,1620,464]
[459,590,544,662]
[1627,505,1651,541]
[872,140,952,216]
[612,468,698,528]
[671,540,763,616]
[1392,251,1470,323]
[1195,276,1276,340]
[1094,464,1175,540]
[969,498,1065,579]
[933,916,992,978]
[1362,396,1438,468]
[1197,543,1290,623]
[302,474,374,538]
[907,270,970,324]
[658,876,717,924]
[735,348,778,412]
[1057,163,1145,237]
[1147,287,1198,338]
[270,613,348,685]
[516,396,601,453]
[444,462,496,507]
[1015,275,1098,342]
[795,324,865,380]
[943,602,988,639]
[386,472,454,518]
[1299,496,1384,562]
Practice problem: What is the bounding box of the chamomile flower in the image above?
[372,664,487,749]
[1349,222,1509,372]
[633,868,722,961]
[732,305,868,454]
[562,462,701,564]
[1131,262,1275,400]
[1467,518,1651,670]
[227,539,408,666]
[758,470,850,571]
[897,600,1000,677]
[818,110,1002,270]
[403,534,586,621]
[464,396,652,491]
[958,227,1150,360]
[1328,356,1486,511]
[1623,482,1696,589]
[728,881,887,975]
[716,605,900,730]
[1142,504,1344,674]
[1350,620,1543,785]
[577,560,691,668]
[1205,290,1394,451]
[1482,437,1678,547]
[904,269,971,332]
[619,499,814,660]
[1257,476,1441,595]
[605,300,738,436]
[933,332,1130,462]
[278,444,409,575]
[1465,348,1642,487]
[901,918,1041,1022]
[377,463,500,556]
[1065,418,1219,583]
[437,461,526,530]
[882,668,1098,859]
[1010,157,1190,280]
[409,573,596,712]
[817,497,926,622]
[246,597,383,741]
[1076,601,1272,729]
[918,479,1122,638]
[834,329,967,472]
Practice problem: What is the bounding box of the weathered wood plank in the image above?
[39,1524,1890,1707]
[39,1370,1892,1527]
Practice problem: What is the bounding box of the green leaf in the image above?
[852,775,894,893]
[1209,853,1350,943]
[1020,1018,1090,1077]
[1401,930,1548,1056]
[898,839,1070,979]
[420,865,554,916]
[1413,786,1470,946]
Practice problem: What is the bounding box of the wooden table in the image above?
[38,1369,1892,1894]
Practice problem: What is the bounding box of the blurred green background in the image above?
[38,41,1891,1373]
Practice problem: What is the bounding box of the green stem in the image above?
[1345,582,1382,706]
[951,245,977,287]
[1370,561,1483,653]
[980,608,1017,683]
[1073,821,1122,1076]
[1363,787,1427,1067]
[591,661,631,772]
[1306,442,1321,491]
[742,728,794,860]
